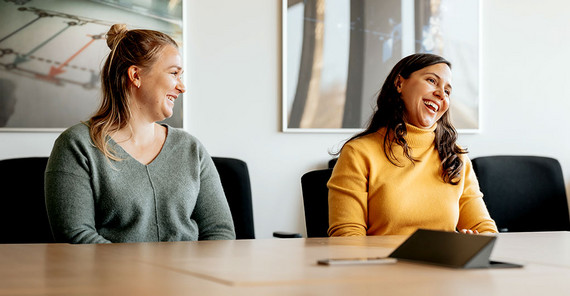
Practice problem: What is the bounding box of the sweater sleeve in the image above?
[328,144,369,237]
[456,157,498,234]
[45,133,111,244]
[191,147,236,240]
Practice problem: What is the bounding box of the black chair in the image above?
[0,157,55,243]
[328,158,338,168]
[272,168,332,238]
[300,168,333,237]
[472,155,570,232]
[212,157,255,239]
[0,156,255,242]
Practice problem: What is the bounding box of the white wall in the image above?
[1,0,570,238]
[463,1,570,173]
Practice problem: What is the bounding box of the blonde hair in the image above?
[89,24,178,161]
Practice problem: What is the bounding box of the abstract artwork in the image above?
[0,0,183,131]
[283,0,480,133]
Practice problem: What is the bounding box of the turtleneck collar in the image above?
[404,123,436,148]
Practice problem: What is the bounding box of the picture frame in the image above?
[0,0,184,132]
[282,0,481,133]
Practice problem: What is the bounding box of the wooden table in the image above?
[1,232,569,295]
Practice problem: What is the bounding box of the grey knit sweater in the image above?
[45,123,235,243]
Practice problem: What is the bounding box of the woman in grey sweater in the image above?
[45,24,235,243]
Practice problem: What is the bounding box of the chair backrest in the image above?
[212,157,255,239]
[0,156,255,242]
[0,157,55,243]
[301,169,333,237]
[328,158,338,168]
[472,155,570,232]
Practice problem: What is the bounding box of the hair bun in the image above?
[106,24,128,49]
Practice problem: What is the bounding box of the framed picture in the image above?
[0,0,183,132]
[282,0,480,133]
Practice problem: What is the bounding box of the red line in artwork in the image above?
[48,37,96,78]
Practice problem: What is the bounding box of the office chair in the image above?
[0,156,256,242]
[300,168,333,237]
[472,155,570,232]
[272,168,333,239]
[212,157,256,239]
[0,157,55,243]
[328,158,338,168]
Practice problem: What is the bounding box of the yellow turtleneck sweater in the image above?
[328,124,498,236]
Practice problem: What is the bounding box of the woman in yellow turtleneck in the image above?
[328,53,498,237]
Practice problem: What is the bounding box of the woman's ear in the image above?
[394,75,403,93]
[128,65,141,89]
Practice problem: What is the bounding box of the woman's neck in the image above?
[114,116,158,146]
[112,115,167,165]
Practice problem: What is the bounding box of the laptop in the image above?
[388,229,523,269]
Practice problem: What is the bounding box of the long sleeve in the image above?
[456,157,498,234]
[193,153,236,240]
[45,172,111,243]
[45,129,111,244]
[328,144,369,236]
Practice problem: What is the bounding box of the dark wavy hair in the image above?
[337,53,466,185]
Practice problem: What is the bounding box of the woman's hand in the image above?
[458,229,479,234]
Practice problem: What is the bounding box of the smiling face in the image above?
[132,44,186,123]
[395,63,452,129]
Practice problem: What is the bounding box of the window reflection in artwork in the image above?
[284,0,479,132]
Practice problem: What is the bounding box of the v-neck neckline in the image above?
[109,124,171,167]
